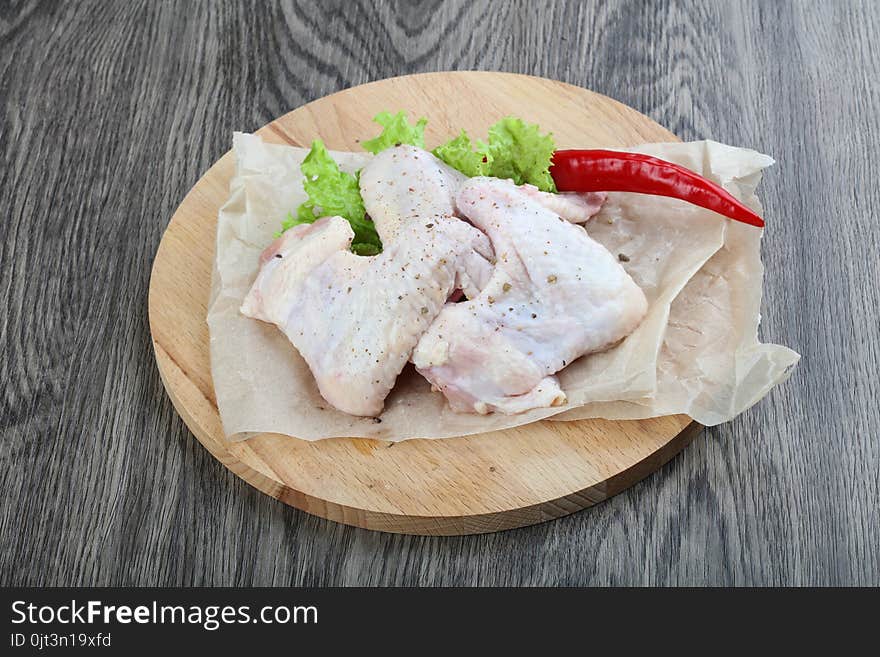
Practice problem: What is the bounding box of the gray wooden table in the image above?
[2,0,877,586]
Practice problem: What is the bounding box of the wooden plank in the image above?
[0,0,877,584]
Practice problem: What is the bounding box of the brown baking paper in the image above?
[207,133,798,441]
[556,141,800,425]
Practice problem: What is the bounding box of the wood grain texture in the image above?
[1,0,878,583]
[149,72,694,535]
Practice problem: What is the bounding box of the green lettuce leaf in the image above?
[484,117,556,192]
[283,139,381,254]
[431,130,492,178]
[361,111,428,154]
[281,113,556,255]
[432,116,557,192]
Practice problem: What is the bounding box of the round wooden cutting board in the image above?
[149,72,699,535]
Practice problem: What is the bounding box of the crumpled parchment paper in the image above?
[207,133,798,441]
[557,142,800,425]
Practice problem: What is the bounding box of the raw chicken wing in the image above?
[412,177,647,414]
[241,147,493,416]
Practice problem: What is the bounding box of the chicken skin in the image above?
[412,177,648,414]
[240,147,492,417]
[518,184,607,223]
[360,145,466,240]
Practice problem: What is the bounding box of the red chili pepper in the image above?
[550,149,764,228]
